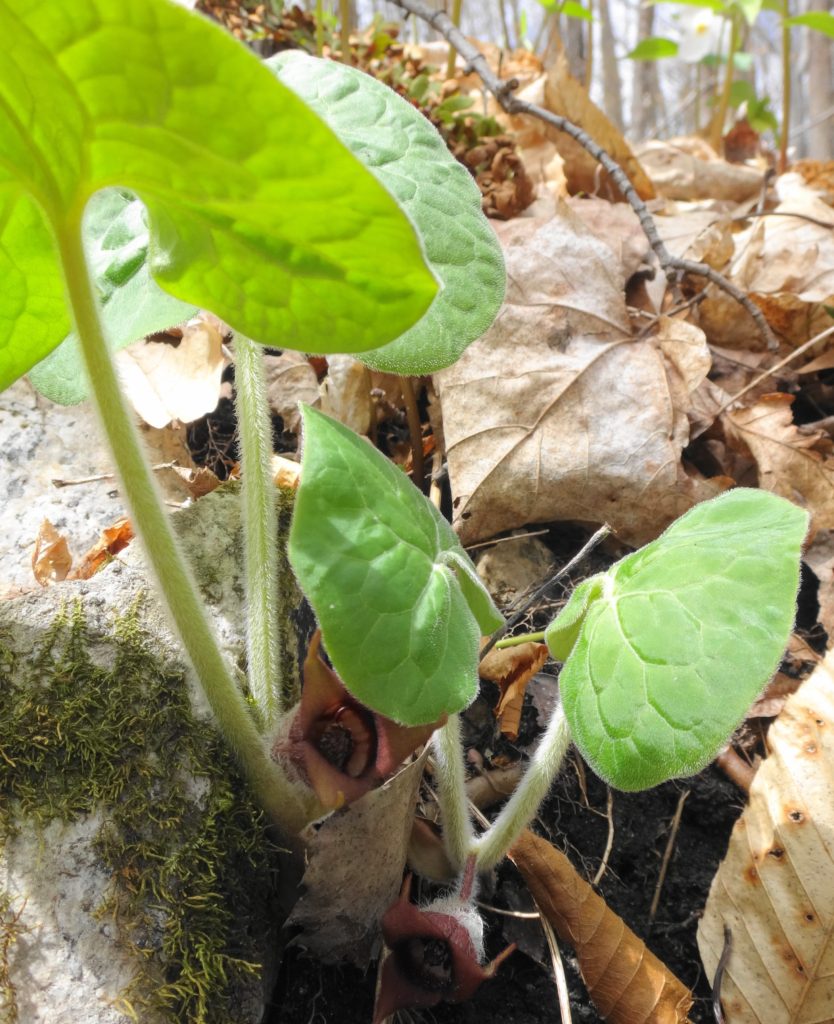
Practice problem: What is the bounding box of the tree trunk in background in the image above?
[565,14,587,84]
[598,0,623,129]
[630,3,663,140]
[808,0,834,159]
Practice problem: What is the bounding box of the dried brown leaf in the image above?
[724,393,834,530]
[543,56,655,203]
[68,516,134,580]
[435,206,722,547]
[510,829,693,1023]
[697,655,834,1023]
[288,753,427,966]
[116,314,226,429]
[636,140,764,203]
[32,520,72,586]
[480,641,549,740]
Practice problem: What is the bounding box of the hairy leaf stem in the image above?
[473,702,570,871]
[55,214,306,833]
[432,715,475,871]
[234,334,282,728]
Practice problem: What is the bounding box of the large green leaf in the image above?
[786,11,834,39]
[288,406,504,726]
[545,489,808,791]
[0,0,437,391]
[627,37,679,60]
[29,190,197,405]
[268,52,505,376]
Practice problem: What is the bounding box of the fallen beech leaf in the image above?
[68,516,134,580]
[167,464,222,499]
[510,829,693,1023]
[636,139,763,203]
[288,753,427,966]
[271,454,300,491]
[697,654,834,1023]
[264,350,319,434]
[724,393,834,530]
[32,520,72,586]
[480,641,549,740]
[748,671,803,719]
[542,57,655,203]
[115,314,226,429]
[436,206,722,547]
[320,354,374,435]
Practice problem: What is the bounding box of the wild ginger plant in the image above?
[0,0,808,1018]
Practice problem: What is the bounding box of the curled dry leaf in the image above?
[288,754,428,967]
[542,56,655,203]
[32,520,72,586]
[724,393,834,531]
[435,205,722,547]
[320,354,374,436]
[510,829,693,1023]
[68,516,134,580]
[697,653,834,1023]
[264,349,319,434]
[115,314,226,429]
[480,640,549,740]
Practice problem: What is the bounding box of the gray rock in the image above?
[0,485,297,1024]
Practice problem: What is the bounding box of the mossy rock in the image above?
[0,485,301,1024]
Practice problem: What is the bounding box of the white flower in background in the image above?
[676,7,725,63]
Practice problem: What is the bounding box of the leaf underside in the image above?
[546,489,808,790]
[0,0,437,391]
[288,406,503,726]
[269,52,505,376]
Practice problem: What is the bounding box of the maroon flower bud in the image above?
[374,876,515,1023]
[272,631,443,810]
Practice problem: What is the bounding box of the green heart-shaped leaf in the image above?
[0,0,437,392]
[29,190,197,405]
[268,51,505,375]
[545,489,808,790]
[288,406,504,725]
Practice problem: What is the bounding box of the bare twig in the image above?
[648,789,689,930]
[712,924,732,1024]
[480,523,611,662]
[399,376,426,493]
[389,0,778,352]
[591,788,615,886]
[715,322,834,417]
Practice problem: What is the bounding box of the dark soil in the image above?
[268,756,741,1024]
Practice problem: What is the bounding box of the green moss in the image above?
[0,598,279,1024]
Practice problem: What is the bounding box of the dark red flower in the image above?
[272,631,443,810]
[374,876,515,1023]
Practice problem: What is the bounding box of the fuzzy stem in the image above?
[494,631,546,649]
[55,216,306,833]
[474,702,570,871]
[432,715,474,871]
[234,334,282,728]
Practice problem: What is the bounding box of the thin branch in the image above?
[388,0,778,353]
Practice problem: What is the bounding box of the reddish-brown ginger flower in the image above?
[272,631,442,810]
[374,875,515,1022]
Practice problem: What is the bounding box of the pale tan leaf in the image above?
[116,314,226,429]
[264,350,319,434]
[636,140,763,203]
[320,355,374,435]
[724,394,834,530]
[271,454,300,491]
[32,520,72,586]
[542,57,655,203]
[68,516,134,580]
[288,753,427,967]
[697,655,834,1024]
[435,206,722,547]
